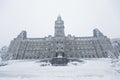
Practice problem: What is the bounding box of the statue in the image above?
[51,51,69,66]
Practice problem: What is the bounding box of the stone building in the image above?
[8,16,115,59]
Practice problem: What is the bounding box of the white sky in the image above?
[0,0,120,48]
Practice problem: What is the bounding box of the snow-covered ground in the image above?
[0,58,120,80]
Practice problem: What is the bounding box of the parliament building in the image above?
[8,16,115,59]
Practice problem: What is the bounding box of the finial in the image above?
[58,14,61,17]
[57,14,62,21]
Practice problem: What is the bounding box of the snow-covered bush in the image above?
[0,46,11,61]
[70,61,79,65]
[40,62,51,66]
[0,48,8,66]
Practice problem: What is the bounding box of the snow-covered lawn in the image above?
[0,58,120,80]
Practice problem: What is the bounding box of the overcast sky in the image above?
[0,0,120,48]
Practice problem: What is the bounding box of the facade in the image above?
[8,16,115,59]
[111,39,120,57]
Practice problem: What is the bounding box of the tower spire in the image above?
[57,14,62,21]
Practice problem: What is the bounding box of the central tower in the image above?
[52,15,68,65]
[54,15,65,37]
[53,15,66,59]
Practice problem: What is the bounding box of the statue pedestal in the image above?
[51,57,69,66]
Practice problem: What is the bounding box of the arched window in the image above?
[92,55,95,58]
[89,55,91,58]
[37,57,39,59]
[47,56,50,58]
[26,57,27,59]
[70,55,73,58]
[85,55,87,58]
[81,56,83,58]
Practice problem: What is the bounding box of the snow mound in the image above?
[0,59,120,80]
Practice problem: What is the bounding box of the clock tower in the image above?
[54,15,65,37]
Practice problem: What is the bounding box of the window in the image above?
[81,55,83,58]
[92,55,95,58]
[70,55,73,57]
[47,56,50,58]
[26,57,28,59]
[48,49,50,51]
[85,55,87,58]
[88,55,91,58]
